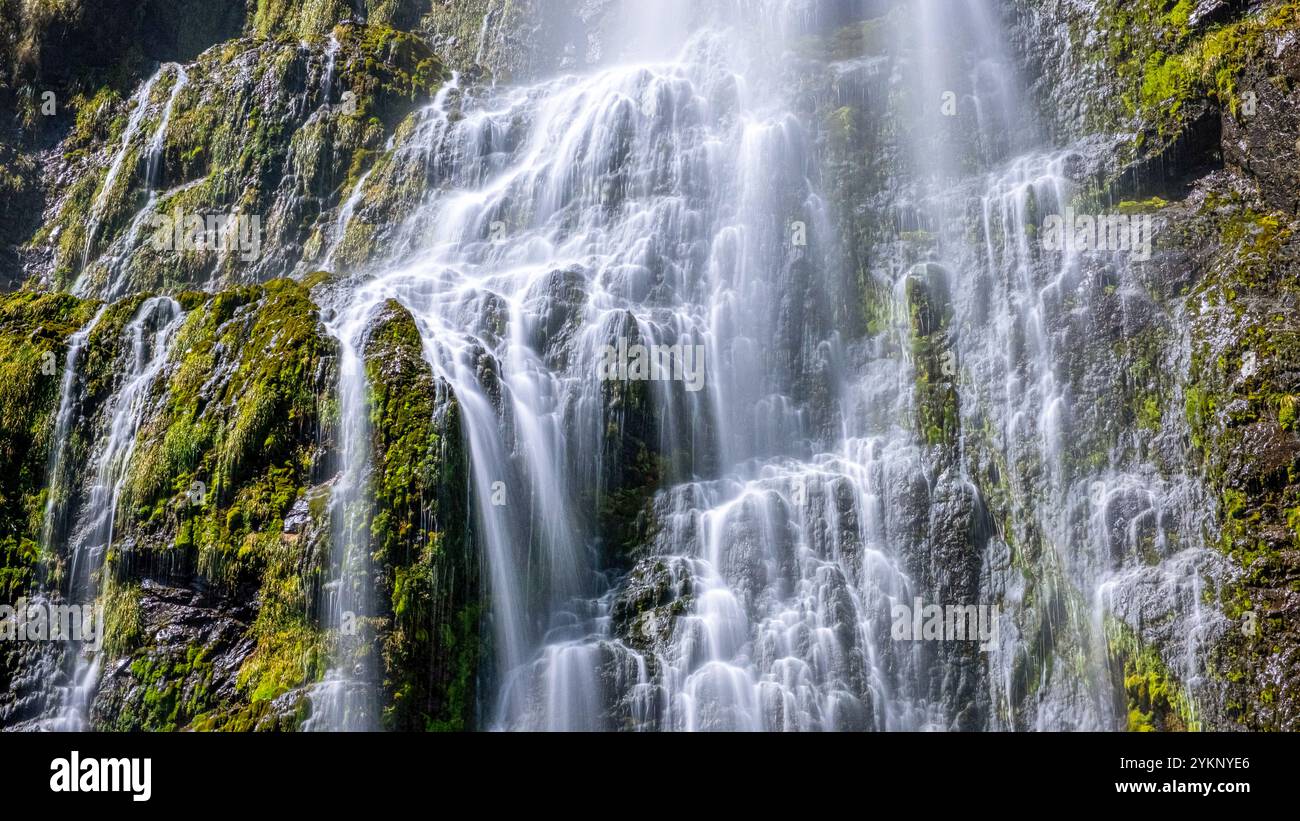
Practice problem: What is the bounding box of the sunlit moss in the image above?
[0,290,98,599]
[362,300,478,731]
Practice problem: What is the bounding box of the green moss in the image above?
[238,618,323,704]
[0,290,98,600]
[340,24,448,129]
[1279,395,1298,432]
[1179,183,1300,728]
[31,22,444,297]
[365,300,440,572]
[1085,0,1299,150]
[101,580,145,657]
[106,644,217,732]
[32,172,99,289]
[123,280,328,574]
[69,86,126,154]
[251,0,348,41]
[424,603,480,732]
[1107,618,1200,731]
[1136,393,1162,431]
[362,300,478,731]
[1118,197,1170,215]
[88,279,337,729]
[906,271,960,449]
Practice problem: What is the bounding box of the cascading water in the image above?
[79,68,165,274]
[314,0,922,731]
[322,33,340,102]
[0,0,1259,739]
[952,148,1231,729]
[75,63,189,298]
[319,74,462,274]
[291,0,1227,731]
[909,0,1229,729]
[145,67,189,188]
[303,75,467,731]
[303,301,382,732]
[36,297,183,730]
[40,306,109,558]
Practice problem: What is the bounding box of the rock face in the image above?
[1001,0,1300,729]
[0,0,246,289]
[0,277,478,730]
[361,300,477,731]
[0,279,338,729]
[0,0,1297,732]
[29,25,445,295]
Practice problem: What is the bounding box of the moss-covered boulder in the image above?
[361,299,477,731]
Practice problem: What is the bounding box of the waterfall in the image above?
[906,1,1228,729]
[38,297,184,730]
[322,33,340,103]
[303,300,382,732]
[302,0,1229,730]
[40,306,109,559]
[80,68,165,274]
[314,0,895,730]
[473,2,497,67]
[145,67,189,189]
[0,0,1255,735]
[319,168,373,273]
[320,73,462,273]
[76,64,189,297]
[950,149,1229,729]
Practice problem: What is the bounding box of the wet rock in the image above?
[362,299,478,730]
[610,556,694,655]
[90,579,254,731]
[1222,27,1300,214]
[1188,0,1243,30]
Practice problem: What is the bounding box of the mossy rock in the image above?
[361,299,478,731]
